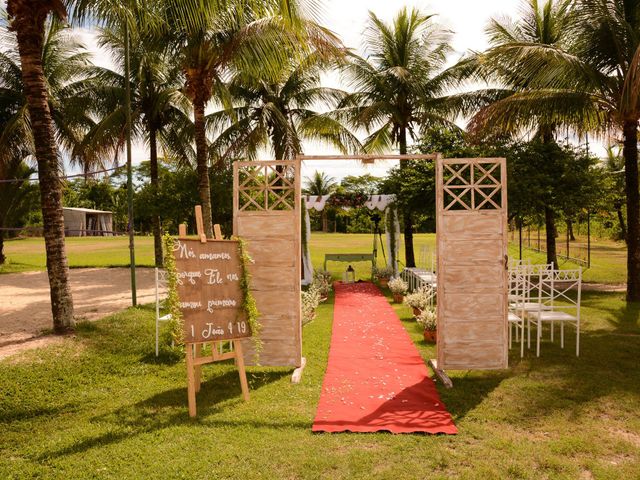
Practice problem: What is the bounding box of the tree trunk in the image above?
[623,120,640,301]
[0,231,5,265]
[149,126,163,267]
[8,2,74,332]
[321,210,328,232]
[616,203,627,243]
[193,97,214,238]
[567,219,575,241]
[399,127,415,268]
[545,206,558,268]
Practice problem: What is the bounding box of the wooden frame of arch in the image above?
[232,154,508,382]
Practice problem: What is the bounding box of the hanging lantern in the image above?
[343,264,356,284]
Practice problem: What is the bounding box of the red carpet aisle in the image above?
[312,282,457,434]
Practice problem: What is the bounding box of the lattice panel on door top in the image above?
[237,163,296,211]
[442,160,504,211]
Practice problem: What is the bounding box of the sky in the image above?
[74,0,525,181]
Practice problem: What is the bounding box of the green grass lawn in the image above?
[1,288,638,479]
[1,233,626,284]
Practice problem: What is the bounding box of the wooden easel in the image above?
[180,206,250,418]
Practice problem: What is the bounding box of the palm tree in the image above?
[467,0,576,268]
[304,170,337,232]
[338,8,464,268]
[81,24,194,267]
[468,0,640,299]
[570,0,640,300]
[2,4,95,332]
[209,52,359,162]
[0,158,36,265]
[163,0,341,237]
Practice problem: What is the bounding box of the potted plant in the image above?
[403,286,433,317]
[302,284,321,325]
[313,270,332,302]
[417,308,437,343]
[374,265,395,288]
[388,276,408,303]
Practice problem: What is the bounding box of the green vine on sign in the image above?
[162,233,185,348]
[235,236,262,361]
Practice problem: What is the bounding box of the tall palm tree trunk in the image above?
[8,1,74,332]
[149,126,163,267]
[623,120,640,301]
[193,97,214,238]
[399,128,416,268]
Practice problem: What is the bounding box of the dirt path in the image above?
[0,268,160,359]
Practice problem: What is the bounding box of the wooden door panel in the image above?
[436,158,508,371]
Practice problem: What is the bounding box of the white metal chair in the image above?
[527,268,582,357]
[508,265,527,357]
[520,263,555,317]
[155,268,172,356]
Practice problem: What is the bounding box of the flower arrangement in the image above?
[302,284,321,325]
[312,270,332,299]
[404,286,433,315]
[374,265,395,280]
[388,276,408,303]
[374,265,394,287]
[416,308,437,331]
[416,307,437,342]
[326,191,368,208]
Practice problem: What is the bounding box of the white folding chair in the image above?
[155,268,173,356]
[528,268,582,357]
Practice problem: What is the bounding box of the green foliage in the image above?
[340,174,382,195]
[303,171,337,196]
[0,161,39,233]
[236,237,262,360]
[161,234,184,348]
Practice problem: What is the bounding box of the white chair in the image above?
[155,268,172,356]
[527,268,582,357]
[508,265,526,357]
[520,263,555,317]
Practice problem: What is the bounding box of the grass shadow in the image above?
[38,368,291,461]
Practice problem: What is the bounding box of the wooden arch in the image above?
[232,154,508,376]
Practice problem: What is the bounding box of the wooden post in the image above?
[186,345,197,417]
[233,340,250,401]
[195,205,207,243]
[213,224,222,240]
[179,224,187,238]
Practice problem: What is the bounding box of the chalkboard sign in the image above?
[173,238,250,343]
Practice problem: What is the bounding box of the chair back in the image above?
[538,268,582,315]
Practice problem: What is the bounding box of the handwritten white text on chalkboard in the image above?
[207,299,237,312]
[177,271,202,285]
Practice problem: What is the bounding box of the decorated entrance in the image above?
[232,154,509,374]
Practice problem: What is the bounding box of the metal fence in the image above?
[509,226,590,267]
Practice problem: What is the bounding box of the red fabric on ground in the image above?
[312,282,457,434]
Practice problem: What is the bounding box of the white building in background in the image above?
[62,207,113,237]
